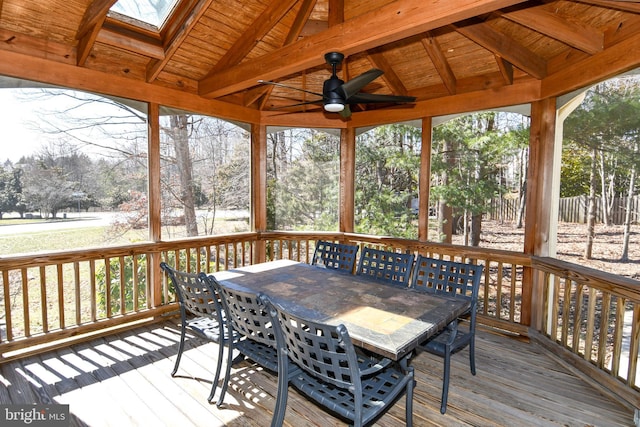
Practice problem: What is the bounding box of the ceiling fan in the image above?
[259,52,416,118]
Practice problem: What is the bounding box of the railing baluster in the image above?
[39,266,48,334]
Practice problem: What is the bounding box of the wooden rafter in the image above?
[198,0,529,98]
[421,32,457,95]
[248,0,319,109]
[76,0,117,66]
[367,50,410,96]
[455,20,548,79]
[203,0,300,77]
[501,7,604,54]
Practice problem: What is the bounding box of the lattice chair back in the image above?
[271,303,415,426]
[411,255,482,306]
[356,246,415,287]
[214,282,276,349]
[410,255,484,414]
[159,262,225,403]
[311,240,359,273]
[208,278,284,415]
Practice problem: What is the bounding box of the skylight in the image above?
[110,0,180,29]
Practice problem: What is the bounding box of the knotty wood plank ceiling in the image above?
[1,0,639,123]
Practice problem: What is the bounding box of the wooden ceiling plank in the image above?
[96,27,165,59]
[205,0,300,76]
[574,0,640,14]
[367,51,409,95]
[455,21,548,79]
[502,8,604,54]
[198,0,529,98]
[146,0,215,83]
[421,33,457,94]
[76,0,117,66]
[253,0,319,110]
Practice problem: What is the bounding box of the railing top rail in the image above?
[532,255,640,301]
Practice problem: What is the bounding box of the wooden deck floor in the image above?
[0,319,634,426]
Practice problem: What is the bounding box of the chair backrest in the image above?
[211,279,276,348]
[311,240,359,273]
[271,304,361,391]
[356,247,415,287]
[160,262,220,319]
[411,255,483,308]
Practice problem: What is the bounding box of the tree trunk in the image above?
[621,155,636,261]
[171,115,198,237]
[584,146,598,259]
[438,140,453,243]
[516,148,527,228]
[598,150,610,226]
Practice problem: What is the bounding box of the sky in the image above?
[0,91,43,162]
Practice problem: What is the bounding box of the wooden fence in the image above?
[487,195,640,224]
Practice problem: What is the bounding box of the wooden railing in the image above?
[1,231,639,407]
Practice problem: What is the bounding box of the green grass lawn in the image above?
[0,227,147,255]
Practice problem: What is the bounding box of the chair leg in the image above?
[469,336,476,376]
[207,336,226,403]
[440,351,451,414]
[172,324,187,377]
[405,368,415,427]
[215,339,236,407]
[270,370,288,427]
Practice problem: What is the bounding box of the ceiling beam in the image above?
[501,7,604,54]
[455,20,548,79]
[541,30,640,98]
[367,51,409,96]
[76,0,117,66]
[494,54,514,84]
[96,27,165,59]
[198,0,529,98]
[421,32,457,94]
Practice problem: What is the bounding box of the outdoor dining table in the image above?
[214,259,471,363]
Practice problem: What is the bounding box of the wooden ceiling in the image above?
[1,0,640,127]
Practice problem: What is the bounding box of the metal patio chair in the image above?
[207,277,299,427]
[311,240,359,273]
[159,262,225,403]
[269,301,415,426]
[356,246,415,287]
[411,255,483,414]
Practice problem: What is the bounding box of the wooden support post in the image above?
[147,102,162,308]
[523,97,557,329]
[340,127,356,233]
[419,117,433,241]
[252,123,267,263]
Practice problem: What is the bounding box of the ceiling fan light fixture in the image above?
[324,102,345,112]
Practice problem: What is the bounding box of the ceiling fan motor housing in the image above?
[323,75,345,110]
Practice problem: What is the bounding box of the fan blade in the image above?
[339,105,352,118]
[347,92,416,104]
[258,80,324,97]
[338,69,384,100]
[270,100,323,110]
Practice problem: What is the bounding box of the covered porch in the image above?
[2,0,640,425]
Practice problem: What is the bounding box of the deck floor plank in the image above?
[0,320,634,426]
